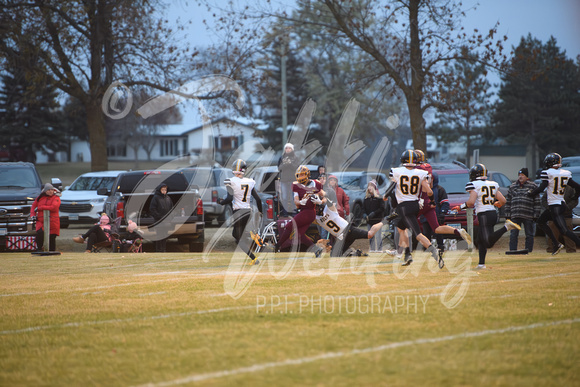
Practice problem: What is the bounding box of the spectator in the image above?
[31,183,60,251]
[363,179,385,252]
[316,165,326,179]
[328,175,350,219]
[277,143,299,217]
[73,213,113,253]
[544,185,578,253]
[505,168,541,252]
[149,183,173,252]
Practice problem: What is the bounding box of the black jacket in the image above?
[149,185,173,221]
[278,151,299,182]
[363,196,385,225]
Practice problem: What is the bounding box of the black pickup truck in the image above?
[0,162,62,251]
[98,170,205,252]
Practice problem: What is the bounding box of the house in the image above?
[467,144,539,181]
[37,117,267,165]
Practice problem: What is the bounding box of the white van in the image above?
[59,170,125,228]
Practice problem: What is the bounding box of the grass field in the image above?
[1,248,579,386]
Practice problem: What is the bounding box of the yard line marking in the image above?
[134,318,580,386]
[138,292,167,297]
[1,271,578,299]
[0,304,263,335]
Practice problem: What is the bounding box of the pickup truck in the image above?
[0,162,61,251]
[98,170,204,252]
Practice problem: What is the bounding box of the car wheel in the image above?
[218,204,233,226]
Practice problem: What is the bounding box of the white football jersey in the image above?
[465,179,499,214]
[315,205,349,239]
[541,168,572,205]
[225,176,256,210]
[389,167,428,203]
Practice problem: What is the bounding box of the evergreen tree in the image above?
[429,48,493,158]
[0,56,65,162]
[493,35,580,164]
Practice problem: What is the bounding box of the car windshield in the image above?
[0,167,40,188]
[437,173,470,194]
[69,176,118,191]
[258,172,278,193]
[332,173,362,190]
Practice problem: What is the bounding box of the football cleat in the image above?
[552,243,564,256]
[248,258,260,266]
[475,264,486,270]
[250,231,265,247]
[459,228,472,244]
[401,254,413,266]
[505,219,521,231]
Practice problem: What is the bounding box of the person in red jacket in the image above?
[31,183,61,251]
[328,175,349,219]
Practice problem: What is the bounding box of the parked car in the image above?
[328,171,389,225]
[181,166,234,226]
[0,162,61,251]
[98,169,204,252]
[562,156,580,168]
[59,170,125,228]
[434,167,510,230]
[247,164,319,222]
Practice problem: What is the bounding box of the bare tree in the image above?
[200,0,507,152]
[0,0,194,171]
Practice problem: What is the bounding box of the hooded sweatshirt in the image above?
[149,184,173,221]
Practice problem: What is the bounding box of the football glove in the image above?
[299,198,308,206]
[310,194,323,205]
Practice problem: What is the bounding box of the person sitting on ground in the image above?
[73,213,114,253]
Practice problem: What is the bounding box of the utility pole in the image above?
[281,37,288,147]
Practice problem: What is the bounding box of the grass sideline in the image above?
[0,250,579,386]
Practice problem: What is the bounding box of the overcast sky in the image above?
[168,0,580,57]
[166,0,580,124]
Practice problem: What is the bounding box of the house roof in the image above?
[154,116,267,137]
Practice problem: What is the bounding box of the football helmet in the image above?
[469,163,487,181]
[414,149,426,164]
[232,159,247,174]
[295,165,310,184]
[544,153,562,169]
[400,150,418,167]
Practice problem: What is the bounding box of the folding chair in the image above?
[91,240,113,253]
[255,221,278,253]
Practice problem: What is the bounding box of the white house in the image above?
[39,117,267,165]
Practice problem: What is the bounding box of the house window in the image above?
[107,143,126,157]
[160,139,179,156]
[215,136,239,151]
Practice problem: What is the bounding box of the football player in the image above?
[217,159,263,265]
[389,150,442,267]
[452,163,521,269]
[415,149,472,252]
[275,165,325,252]
[528,153,580,255]
[311,194,384,257]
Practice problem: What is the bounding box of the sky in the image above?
[165,0,580,124]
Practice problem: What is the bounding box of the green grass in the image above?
[0,249,579,386]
